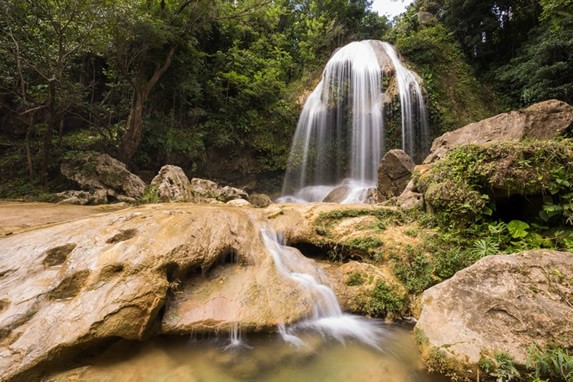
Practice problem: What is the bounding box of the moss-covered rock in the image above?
[415,139,573,226]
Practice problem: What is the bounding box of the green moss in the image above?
[314,207,406,238]
[345,272,365,286]
[415,140,573,227]
[364,280,407,319]
[392,23,501,138]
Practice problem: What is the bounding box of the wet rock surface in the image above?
[0,203,334,381]
[377,149,415,201]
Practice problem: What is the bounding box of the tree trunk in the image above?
[118,45,176,164]
[118,90,145,164]
[42,77,56,182]
[25,114,34,181]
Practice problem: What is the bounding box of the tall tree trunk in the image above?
[42,77,56,182]
[25,114,34,181]
[118,45,176,164]
[118,90,146,164]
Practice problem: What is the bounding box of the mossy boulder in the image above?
[424,99,573,163]
[415,140,573,226]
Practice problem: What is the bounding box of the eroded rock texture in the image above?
[415,250,573,380]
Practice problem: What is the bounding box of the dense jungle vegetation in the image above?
[0,0,571,197]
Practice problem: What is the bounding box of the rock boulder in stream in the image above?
[377,149,415,201]
[415,250,573,380]
[0,204,327,381]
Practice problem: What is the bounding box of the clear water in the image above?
[48,328,447,382]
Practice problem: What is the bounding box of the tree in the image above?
[495,0,573,105]
[0,0,107,180]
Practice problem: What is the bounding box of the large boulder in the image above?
[377,149,415,201]
[415,250,573,380]
[150,165,193,202]
[0,204,327,381]
[60,152,145,201]
[424,99,573,163]
[190,178,248,203]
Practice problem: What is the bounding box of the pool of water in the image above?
[48,325,447,382]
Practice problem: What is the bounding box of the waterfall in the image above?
[280,40,429,203]
[379,42,430,162]
[261,228,386,350]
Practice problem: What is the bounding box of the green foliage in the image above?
[495,24,573,106]
[391,248,435,294]
[479,351,521,382]
[345,272,365,286]
[365,280,407,318]
[526,344,573,382]
[416,140,573,227]
[391,20,499,137]
[137,185,161,205]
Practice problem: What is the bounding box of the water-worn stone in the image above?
[248,193,273,208]
[424,99,573,163]
[150,165,193,202]
[323,186,351,203]
[378,149,415,201]
[0,204,328,381]
[61,152,145,201]
[415,250,573,380]
[190,178,248,203]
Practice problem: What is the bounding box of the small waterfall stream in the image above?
[261,227,386,350]
[380,42,430,161]
[280,40,429,204]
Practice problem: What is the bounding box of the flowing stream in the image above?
[46,226,447,382]
[261,228,386,350]
[280,40,429,203]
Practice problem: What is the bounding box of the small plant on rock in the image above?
[479,350,521,382]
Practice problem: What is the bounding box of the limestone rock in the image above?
[424,99,573,163]
[218,186,248,202]
[378,149,415,201]
[415,250,573,379]
[56,189,109,205]
[61,152,145,200]
[248,193,273,208]
[150,165,193,202]
[0,204,325,381]
[323,186,351,203]
[190,178,248,203]
[321,261,406,316]
[395,181,423,210]
[225,198,251,207]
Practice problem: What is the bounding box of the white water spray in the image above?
[261,228,386,350]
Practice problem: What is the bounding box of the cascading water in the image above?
[380,42,430,162]
[261,227,386,350]
[280,40,429,204]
